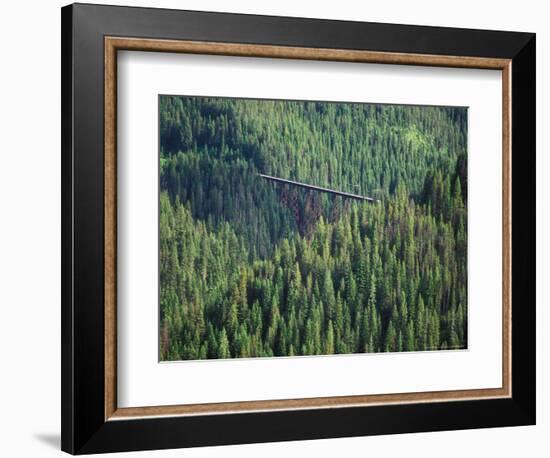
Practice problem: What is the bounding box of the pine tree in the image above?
[218,328,231,359]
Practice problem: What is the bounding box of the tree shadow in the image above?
[34,433,60,449]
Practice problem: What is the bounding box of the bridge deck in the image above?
[259,174,378,202]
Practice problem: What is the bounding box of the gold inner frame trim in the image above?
[104,36,512,421]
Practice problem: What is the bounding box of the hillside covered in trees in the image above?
[159,96,468,361]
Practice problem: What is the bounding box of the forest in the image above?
[159,96,468,361]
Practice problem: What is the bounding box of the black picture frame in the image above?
[61,3,536,454]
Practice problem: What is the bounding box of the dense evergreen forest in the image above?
[159,96,468,361]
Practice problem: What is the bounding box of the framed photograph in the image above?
[61,3,536,454]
